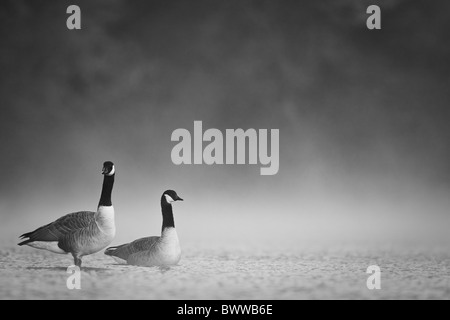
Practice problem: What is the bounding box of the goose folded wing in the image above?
[129,236,159,252]
[22,211,95,242]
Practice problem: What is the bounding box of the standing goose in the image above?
[18,161,116,267]
[105,190,183,267]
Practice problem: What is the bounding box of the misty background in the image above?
[1,0,449,250]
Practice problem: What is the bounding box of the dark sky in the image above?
[1,0,449,246]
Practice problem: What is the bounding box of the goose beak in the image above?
[101,168,107,174]
[177,197,184,201]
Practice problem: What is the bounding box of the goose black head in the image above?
[102,161,115,176]
[163,190,183,204]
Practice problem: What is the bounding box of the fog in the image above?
[1,0,449,248]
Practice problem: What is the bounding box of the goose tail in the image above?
[104,246,118,256]
[18,231,34,246]
[18,239,32,246]
[104,245,128,263]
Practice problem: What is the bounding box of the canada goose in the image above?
[18,161,116,267]
[105,190,183,266]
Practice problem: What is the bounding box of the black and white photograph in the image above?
[0,0,449,303]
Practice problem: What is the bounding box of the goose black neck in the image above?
[98,174,114,207]
[161,196,175,230]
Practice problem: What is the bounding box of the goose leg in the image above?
[72,254,82,268]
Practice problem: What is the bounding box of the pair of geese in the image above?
[18,161,183,267]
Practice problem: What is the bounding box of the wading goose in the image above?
[18,161,116,267]
[105,190,183,267]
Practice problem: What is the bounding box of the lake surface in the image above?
[0,244,449,299]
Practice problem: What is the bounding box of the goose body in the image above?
[18,161,116,267]
[105,190,183,267]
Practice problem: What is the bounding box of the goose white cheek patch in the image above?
[164,194,175,203]
[107,166,115,176]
